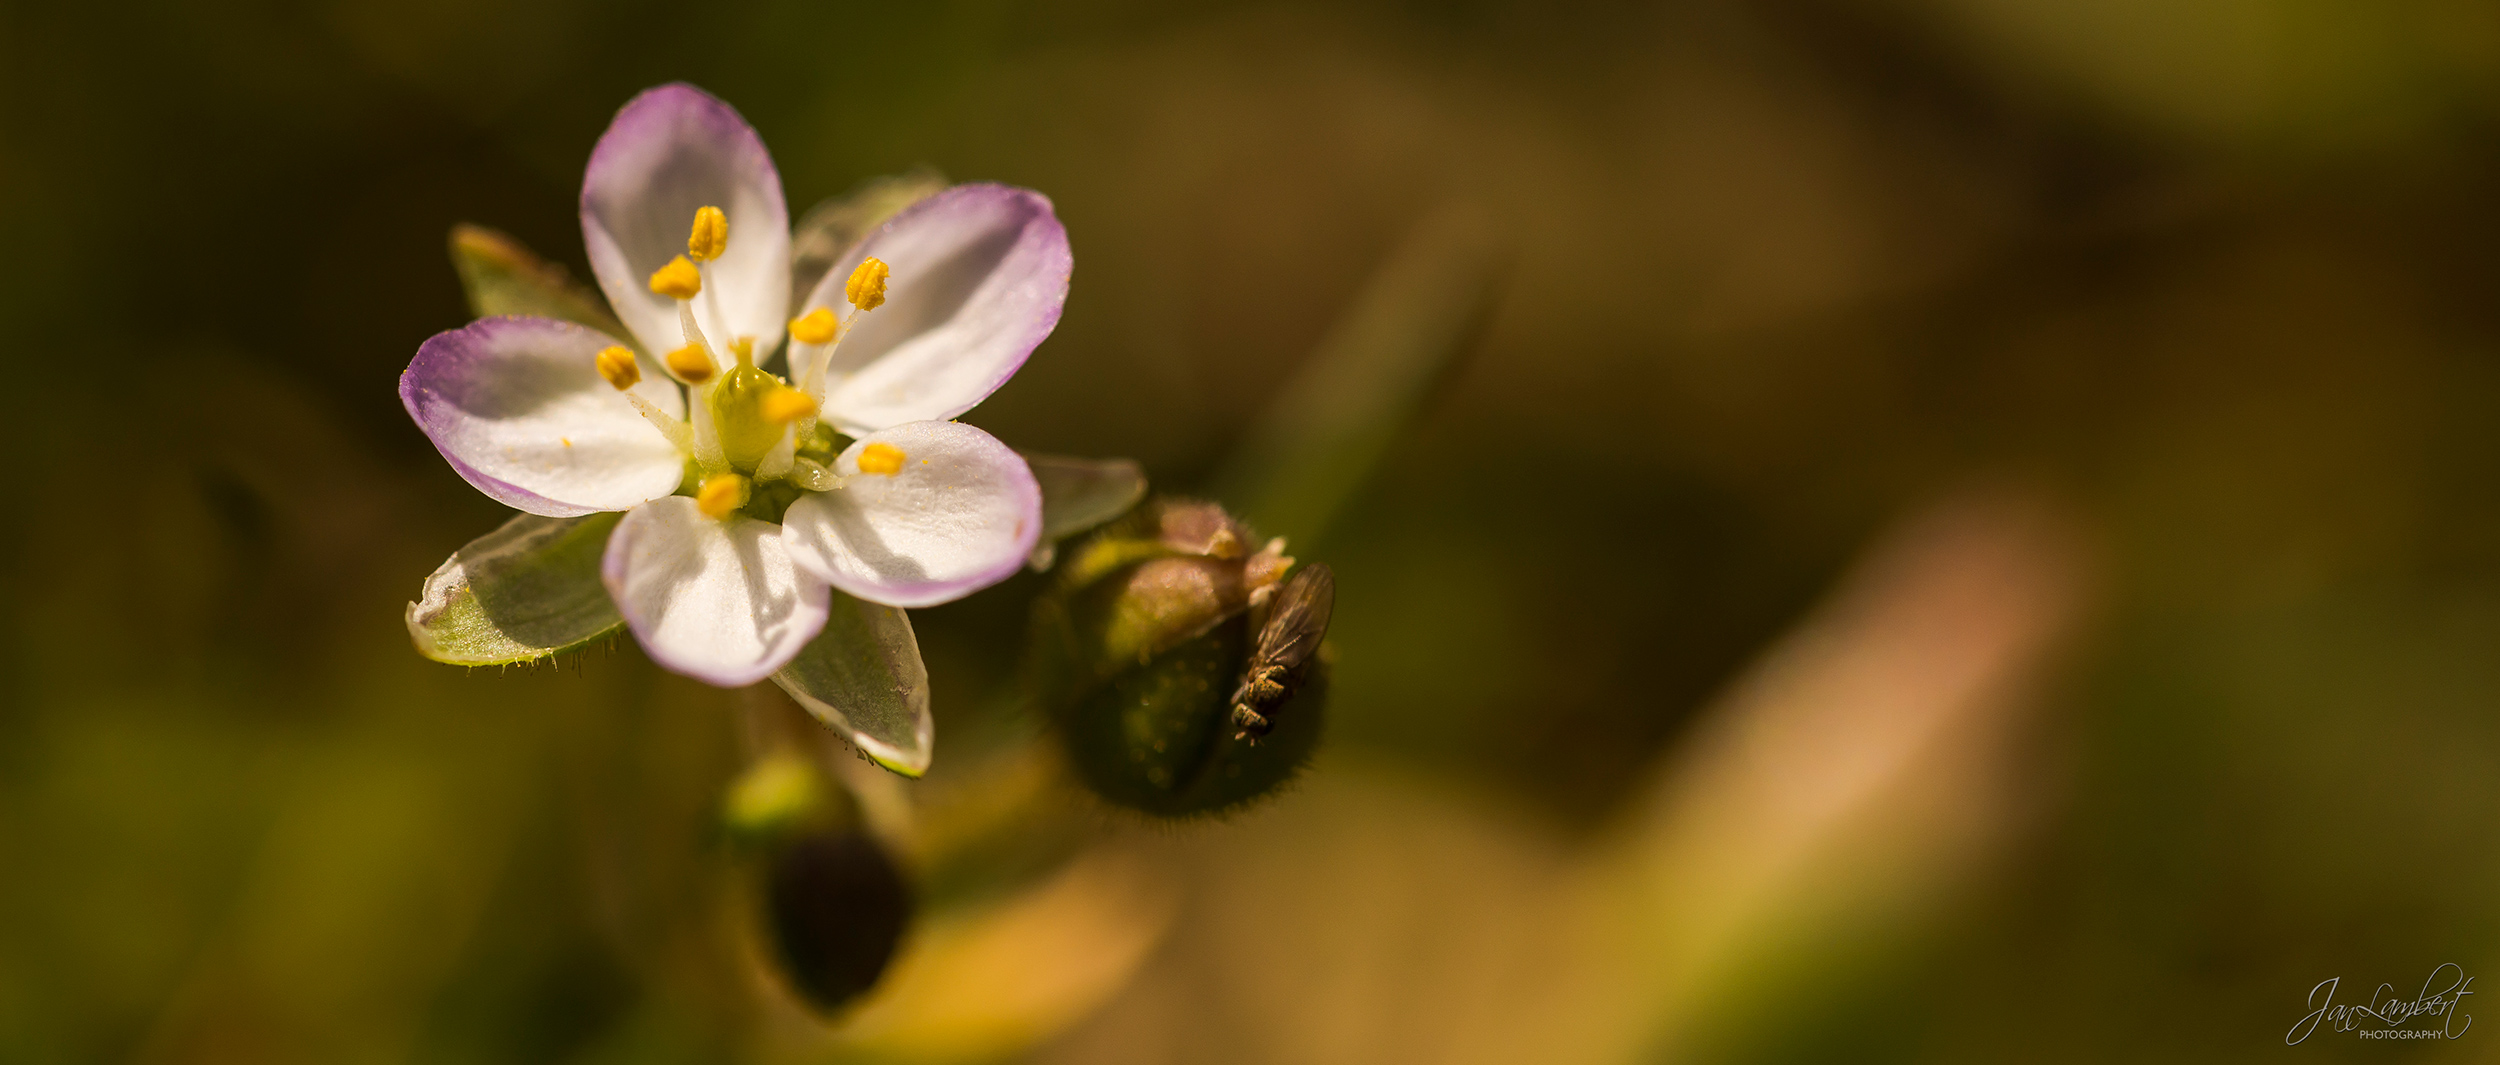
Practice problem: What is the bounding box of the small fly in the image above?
[1230,563,1335,742]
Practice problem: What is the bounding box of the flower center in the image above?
[709,339,816,473]
[588,206,896,519]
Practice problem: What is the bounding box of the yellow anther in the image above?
[761,389,818,425]
[648,255,702,299]
[593,345,640,391]
[687,206,728,262]
[664,343,715,384]
[856,441,907,476]
[845,257,889,312]
[789,307,839,345]
[696,473,749,519]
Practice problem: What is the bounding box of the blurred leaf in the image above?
[1570,486,2088,1060]
[448,223,629,339]
[788,167,949,310]
[405,511,624,666]
[1209,205,1503,548]
[773,594,933,777]
[1889,0,2498,151]
[1022,452,1149,570]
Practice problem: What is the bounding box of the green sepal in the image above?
[1021,452,1148,570]
[773,593,933,777]
[448,224,632,339]
[405,511,624,666]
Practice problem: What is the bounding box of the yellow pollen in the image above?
[761,389,818,425]
[648,255,702,299]
[593,345,640,390]
[687,206,728,261]
[856,442,906,476]
[789,307,838,345]
[664,343,715,384]
[845,257,889,312]
[696,473,749,519]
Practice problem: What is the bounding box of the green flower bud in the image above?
[763,826,911,1014]
[1028,499,1334,817]
[723,753,911,1013]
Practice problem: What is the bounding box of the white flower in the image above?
[400,84,1069,730]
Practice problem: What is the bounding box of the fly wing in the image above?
[1253,564,1335,674]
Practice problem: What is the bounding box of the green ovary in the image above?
[708,359,792,473]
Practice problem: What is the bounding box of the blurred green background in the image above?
[10,0,2500,1061]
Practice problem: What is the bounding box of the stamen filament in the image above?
[623,393,692,452]
[678,301,714,356]
[696,261,731,356]
[687,388,727,474]
[665,303,720,384]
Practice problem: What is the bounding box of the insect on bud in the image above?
[1026,498,1334,817]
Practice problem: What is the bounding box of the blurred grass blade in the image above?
[1023,452,1149,569]
[774,593,934,777]
[1573,486,2089,1060]
[789,167,949,309]
[1208,204,1503,547]
[405,511,624,666]
[448,224,630,338]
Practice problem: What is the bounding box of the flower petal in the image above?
[781,421,1042,608]
[603,497,831,686]
[401,316,687,517]
[407,511,624,665]
[804,184,1071,433]
[773,593,933,776]
[581,83,791,360]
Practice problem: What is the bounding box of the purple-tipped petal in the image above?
[802,183,1071,433]
[581,83,791,361]
[401,317,687,517]
[602,497,830,686]
[781,421,1043,608]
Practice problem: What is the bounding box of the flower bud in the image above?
[1027,498,1332,816]
[722,753,913,1014]
[763,826,912,1013]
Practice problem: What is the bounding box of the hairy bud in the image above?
[1027,498,1333,816]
